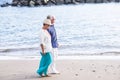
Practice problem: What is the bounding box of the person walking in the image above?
[37,19,52,77]
[47,15,60,74]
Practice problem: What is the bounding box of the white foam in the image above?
[58,56,120,60]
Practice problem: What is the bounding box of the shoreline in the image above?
[1,55,120,60]
[0,59,120,80]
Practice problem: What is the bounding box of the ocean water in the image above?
[0,0,12,5]
[0,3,120,56]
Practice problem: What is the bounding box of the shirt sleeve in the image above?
[40,30,45,46]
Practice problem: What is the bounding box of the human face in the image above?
[51,17,55,24]
[45,24,50,29]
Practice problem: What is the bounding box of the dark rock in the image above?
[20,0,29,6]
[108,0,116,2]
[102,0,110,3]
[35,0,42,6]
[94,0,103,3]
[115,0,120,2]
[92,70,96,72]
[86,0,95,3]
[0,0,119,7]
[56,0,64,4]
[64,0,76,4]
[12,0,19,6]
[75,74,78,76]
[75,0,85,3]
[0,3,11,7]
[80,69,83,70]
[49,0,57,5]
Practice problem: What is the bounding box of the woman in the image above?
[37,19,52,77]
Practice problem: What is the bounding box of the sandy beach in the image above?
[0,57,120,80]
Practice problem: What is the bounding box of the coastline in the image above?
[0,58,120,80]
[1,55,120,60]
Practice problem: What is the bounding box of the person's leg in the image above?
[44,66,49,76]
[43,52,52,76]
[39,53,45,68]
[50,48,59,73]
[37,52,45,75]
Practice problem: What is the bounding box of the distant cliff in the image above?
[0,0,120,7]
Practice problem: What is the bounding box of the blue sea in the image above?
[0,3,120,57]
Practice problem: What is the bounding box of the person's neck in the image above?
[51,24,54,26]
[42,27,47,30]
[51,23,54,25]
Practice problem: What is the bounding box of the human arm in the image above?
[40,44,45,54]
[40,30,46,54]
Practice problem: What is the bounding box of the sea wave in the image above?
[0,44,120,54]
[0,46,39,52]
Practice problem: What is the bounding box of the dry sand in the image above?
[0,58,120,80]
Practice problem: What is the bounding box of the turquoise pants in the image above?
[37,52,52,76]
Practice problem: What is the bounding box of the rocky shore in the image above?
[0,0,120,7]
